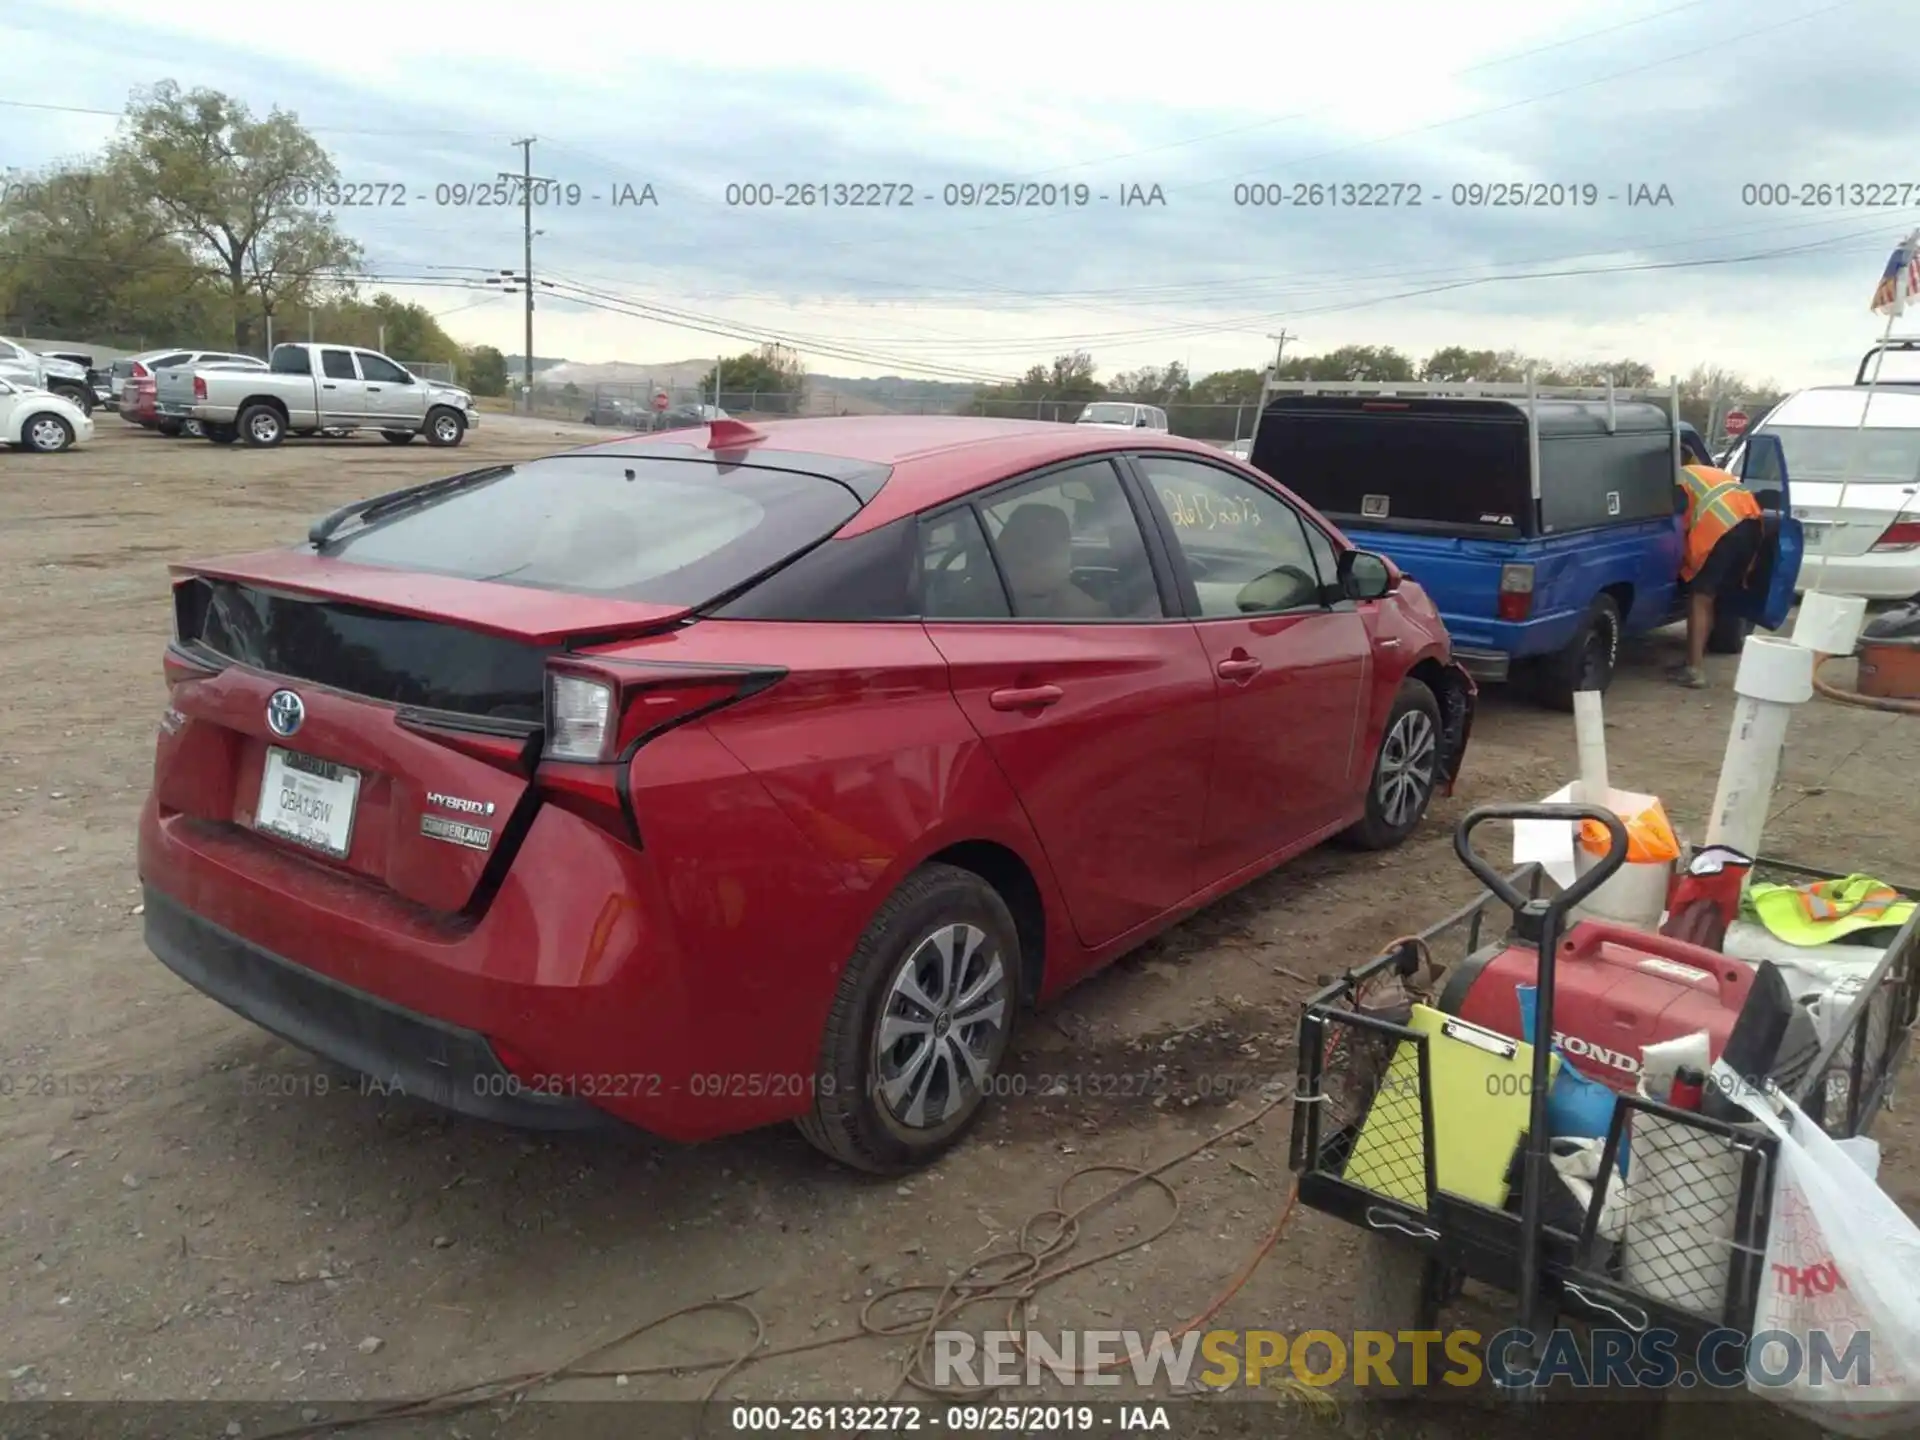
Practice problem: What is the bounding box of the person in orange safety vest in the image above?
[1673,462,1768,688]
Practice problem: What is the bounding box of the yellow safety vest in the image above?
[1678,465,1763,582]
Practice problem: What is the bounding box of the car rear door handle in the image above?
[989,685,1063,711]
[1216,657,1262,681]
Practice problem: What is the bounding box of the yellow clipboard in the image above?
[1344,1004,1558,1209]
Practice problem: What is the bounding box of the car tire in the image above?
[1341,679,1443,851]
[1535,595,1621,711]
[425,407,465,447]
[797,863,1019,1174]
[381,430,417,445]
[1707,609,1752,655]
[238,403,285,447]
[156,419,184,437]
[203,424,238,445]
[50,382,93,416]
[20,412,76,453]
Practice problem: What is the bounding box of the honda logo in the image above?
[1553,1030,1641,1076]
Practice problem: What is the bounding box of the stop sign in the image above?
[652,391,670,412]
[1725,408,1749,436]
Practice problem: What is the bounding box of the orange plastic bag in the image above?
[1579,799,1680,864]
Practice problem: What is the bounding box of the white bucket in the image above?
[1571,840,1673,931]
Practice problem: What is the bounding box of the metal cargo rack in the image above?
[1287,822,1919,1360]
[1253,375,1687,502]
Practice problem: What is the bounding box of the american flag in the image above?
[1870,228,1920,317]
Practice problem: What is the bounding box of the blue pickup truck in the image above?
[1248,381,1799,709]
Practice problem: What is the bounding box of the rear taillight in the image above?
[535,659,785,842]
[1497,563,1535,622]
[193,375,207,400]
[1872,514,1920,551]
[132,361,150,379]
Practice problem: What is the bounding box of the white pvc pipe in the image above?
[1703,635,1815,857]
[1573,690,1609,799]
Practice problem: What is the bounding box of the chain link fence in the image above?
[398,360,458,385]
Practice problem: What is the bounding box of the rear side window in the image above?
[322,454,863,603]
[321,349,357,380]
[921,508,1010,618]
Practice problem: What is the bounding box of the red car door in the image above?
[1129,453,1371,879]
[920,459,1217,951]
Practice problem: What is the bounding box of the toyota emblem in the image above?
[266,689,305,738]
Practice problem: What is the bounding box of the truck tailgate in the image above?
[155,367,199,418]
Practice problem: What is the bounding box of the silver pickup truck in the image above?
[171,342,479,447]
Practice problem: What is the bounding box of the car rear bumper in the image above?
[143,886,612,1132]
[1449,646,1511,682]
[1795,551,1920,602]
[136,765,851,1142]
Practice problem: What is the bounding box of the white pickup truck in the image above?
[168,342,479,447]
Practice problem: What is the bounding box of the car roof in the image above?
[1764,386,1920,428]
[563,415,1246,532]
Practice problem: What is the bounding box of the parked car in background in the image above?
[0,376,93,452]
[583,395,645,427]
[44,352,117,409]
[140,414,1474,1173]
[1076,401,1169,432]
[1720,378,1920,600]
[179,343,478,446]
[655,403,730,432]
[114,349,266,431]
[0,338,98,415]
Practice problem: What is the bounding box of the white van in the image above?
[1725,381,1920,599]
[1076,401,1169,432]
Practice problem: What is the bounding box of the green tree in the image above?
[1190,367,1265,404]
[1284,344,1416,381]
[275,293,460,366]
[464,344,507,396]
[1109,361,1192,403]
[699,343,807,402]
[0,161,224,345]
[110,81,362,352]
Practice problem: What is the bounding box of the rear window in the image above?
[323,454,864,603]
[271,346,312,375]
[1758,424,1920,484]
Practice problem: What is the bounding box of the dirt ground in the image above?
[2,418,1915,1436]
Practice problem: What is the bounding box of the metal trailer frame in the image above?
[1252,373,1687,503]
[1288,819,1920,1399]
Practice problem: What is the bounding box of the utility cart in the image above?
[1245,378,1803,708]
[1290,802,1919,1407]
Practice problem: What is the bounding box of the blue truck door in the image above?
[1725,432,1803,630]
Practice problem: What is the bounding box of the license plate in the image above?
[255,747,360,858]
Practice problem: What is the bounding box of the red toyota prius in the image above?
[139,416,1475,1172]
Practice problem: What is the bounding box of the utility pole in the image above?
[506,137,541,408]
[1266,330,1295,375]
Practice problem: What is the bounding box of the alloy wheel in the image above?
[1377,709,1437,829]
[872,923,1010,1131]
[434,414,461,443]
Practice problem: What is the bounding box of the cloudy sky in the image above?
[4,0,1916,387]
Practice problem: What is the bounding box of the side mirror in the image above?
[1340,549,1394,601]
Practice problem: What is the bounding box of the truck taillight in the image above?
[1497,563,1534,622]
[131,361,149,378]
[535,658,785,843]
[193,375,207,400]
[1872,514,1920,551]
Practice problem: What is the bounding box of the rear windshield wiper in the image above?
[309,466,513,549]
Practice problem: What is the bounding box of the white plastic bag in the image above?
[1715,1060,1920,1434]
